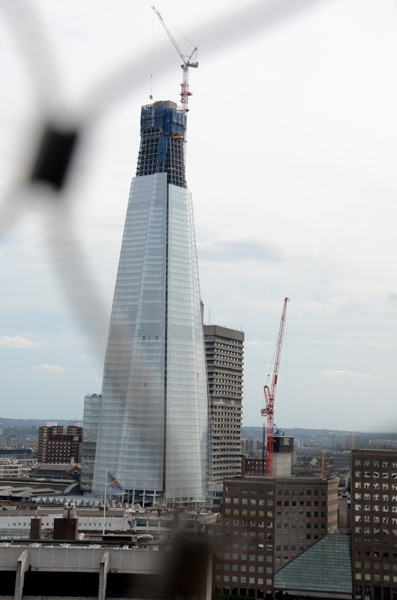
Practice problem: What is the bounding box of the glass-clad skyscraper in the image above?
[91,101,208,504]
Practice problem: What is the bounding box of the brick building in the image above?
[208,475,338,598]
[37,425,83,464]
[351,448,397,600]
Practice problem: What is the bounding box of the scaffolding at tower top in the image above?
[136,100,187,188]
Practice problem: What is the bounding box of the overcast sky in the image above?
[1,0,397,432]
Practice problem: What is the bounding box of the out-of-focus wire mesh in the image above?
[2,0,392,596]
[0,0,328,359]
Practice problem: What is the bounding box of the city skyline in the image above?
[0,1,397,433]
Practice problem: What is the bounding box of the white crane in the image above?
[152,6,198,112]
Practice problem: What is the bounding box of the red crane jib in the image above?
[262,297,289,477]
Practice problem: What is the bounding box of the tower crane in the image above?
[152,6,198,112]
[261,297,289,477]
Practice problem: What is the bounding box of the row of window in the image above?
[276,522,326,529]
[214,575,272,587]
[355,574,397,583]
[355,514,396,523]
[356,526,397,534]
[354,538,397,547]
[276,500,327,507]
[224,509,272,517]
[355,493,397,500]
[355,460,397,468]
[225,498,274,506]
[355,471,397,479]
[216,551,272,561]
[225,487,273,494]
[355,483,397,490]
[276,488,326,496]
[356,503,397,510]
[218,565,270,574]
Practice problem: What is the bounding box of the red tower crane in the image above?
[261,297,289,477]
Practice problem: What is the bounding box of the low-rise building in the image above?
[0,448,33,464]
[0,461,24,479]
[30,463,81,481]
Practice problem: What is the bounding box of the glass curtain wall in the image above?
[92,174,208,503]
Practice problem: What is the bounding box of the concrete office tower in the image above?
[91,101,208,505]
[341,432,361,450]
[80,394,101,493]
[204,325,244,484]
[327,431,335,449]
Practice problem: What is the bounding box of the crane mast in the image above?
[261,297,289,477]
[152,6,198,112]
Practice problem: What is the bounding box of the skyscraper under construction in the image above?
[91,101,208,505]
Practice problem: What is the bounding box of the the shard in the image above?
[91,101,208,505]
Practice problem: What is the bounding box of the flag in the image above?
[106,470,126,493]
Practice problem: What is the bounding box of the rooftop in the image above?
[274,532,352,598]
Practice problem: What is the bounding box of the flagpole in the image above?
[103,468,107,536]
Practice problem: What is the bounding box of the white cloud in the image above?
[0,336,40,349]
[320,370,369,379]
[245,340,274,348]
[299,339,397,349]
[198,238,284,262]
[29,364,64,373]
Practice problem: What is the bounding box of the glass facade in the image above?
[81,394,101,493]
[91,101,208,504]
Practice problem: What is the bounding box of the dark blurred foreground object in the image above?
[159,533,212,600]
[30,123,79,191]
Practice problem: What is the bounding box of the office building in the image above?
[351,448,397,600]
[242,435,294,479]
[242,439,263,455]
[37,425,82,464]
[81,394,101,493]
[204,325,244,484]
[91,101,208,505]
[0,448,33,463]
[208,475,338,599]
[327,431,336,449]
[341,433,361,450]
[0,461,24,479]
